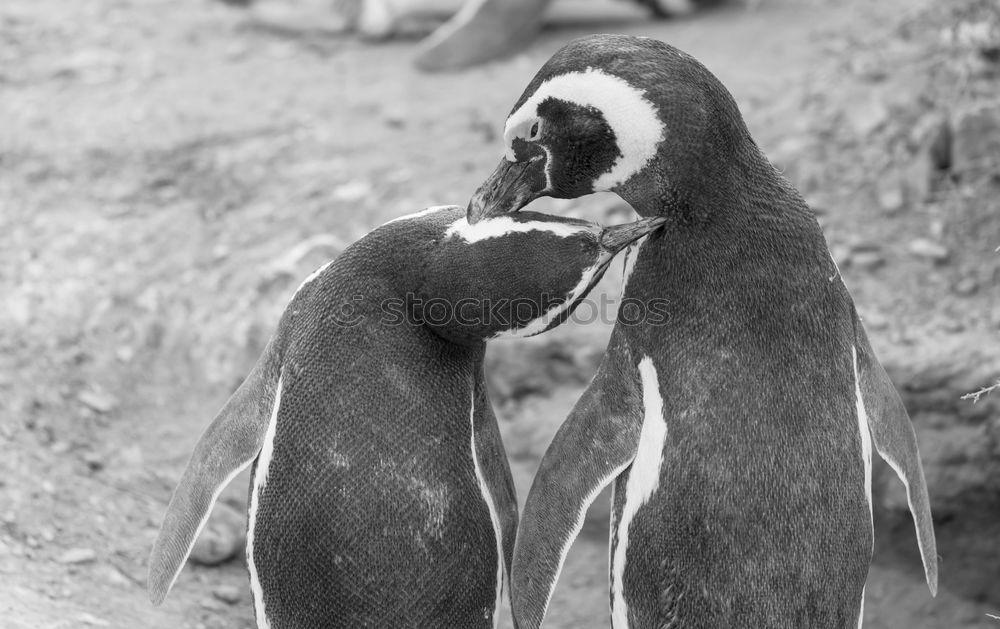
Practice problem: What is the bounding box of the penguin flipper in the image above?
[147,352,280,605]
[473,378,519,592]
[854,328,939,596]
[511,358,643,629]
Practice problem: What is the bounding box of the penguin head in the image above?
[468,34,754,222]
[386,206,665,343]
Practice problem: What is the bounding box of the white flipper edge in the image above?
[469,390,505,628]
[246,376,283,629]
[610,356,667,629]
[147,357,280,605]
[854,338,939,596]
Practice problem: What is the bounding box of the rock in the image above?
[115,346,135,363]
[830,244,853,268]
[99,564,132,588]
[500,387,584,462]
[212,584,243,605]
[485,338,601,405]
[834,242,885,270]
[77,390,119,414]
[953,277,979,296]
[876,424,992,514]
[75,612,110,627]
[849,54,888,82]
[190,502,245,566]
[861,311,890,331]
[951,102,1000,177]
[852,250,886,271]
[82,451,104,472]
[56,548,97,564]
[872,331,1000,602]
[907,238,950,264]
[261,234,346,294]
[940,318,966,333]
[876,178,906,213]
[909,112,952,171]
[331,181,372,203]
[845,97,890,137]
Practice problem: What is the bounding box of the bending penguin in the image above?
[147,204,665,628]
[467,34,938,628]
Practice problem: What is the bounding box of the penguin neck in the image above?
[621,133,785,227]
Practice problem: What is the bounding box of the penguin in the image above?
[416,0,714,71]
[465,34,939,628]
[146,204,665,628]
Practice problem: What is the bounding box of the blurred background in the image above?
[2,0,999,627]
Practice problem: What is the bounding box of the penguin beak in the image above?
[599,216,668,253]
[467,156,548,224]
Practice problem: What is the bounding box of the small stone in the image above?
[50,441,71,454]
[851,251,886,270]
[954,277,979,296]
[850,55,888,82]
[190,502,245,566]
[56,548,97,564]
[830,244,852,268]
[908,238,950,263]
[803,193,827,215]
[331,181,372,203]
[383,113,406,129]
[845,97,889,137]
[76,612,110,627]
[82,451,104,472]
[951,103,1000,176]
[25,536,39,548]
[101,564,133,587]
[876,179,906,213]
[862,311,890,331]
[77,390,119,414]
[212,584,243,605]
[41,481,55,494]
[115,346,135,363]
[940,318,965,333]
[910,113,952,170]
[902,157,937,204]
[39,528,55,543]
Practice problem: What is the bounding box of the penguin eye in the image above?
[527,120,541,141]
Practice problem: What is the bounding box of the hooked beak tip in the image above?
[466,157,545,224]
[599,216,668,252]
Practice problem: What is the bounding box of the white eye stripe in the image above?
[444,216,594,243]
[505,68,665,190]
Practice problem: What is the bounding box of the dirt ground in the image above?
[2,0,999,627]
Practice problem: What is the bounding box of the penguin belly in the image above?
[247,412,500,628]
[610,379,873,629]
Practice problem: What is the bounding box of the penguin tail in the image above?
[147,341,282,605]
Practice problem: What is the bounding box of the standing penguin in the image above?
[467,35,938,628]
[147,205,664,628]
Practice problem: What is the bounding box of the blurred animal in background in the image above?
[236,0,729,70]
[468,34,939,628]
[146,205,664,627]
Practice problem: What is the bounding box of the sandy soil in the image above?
[2,0,998,627]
